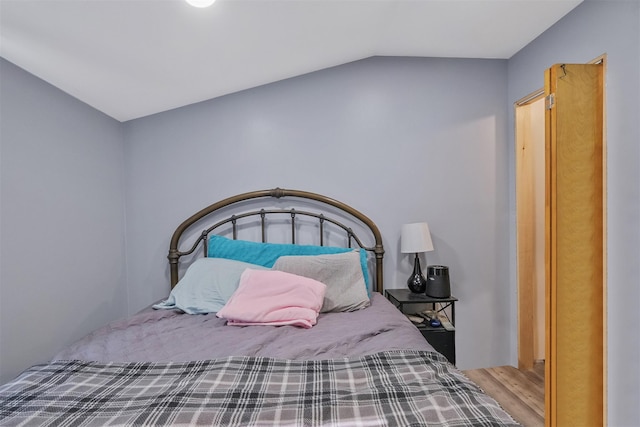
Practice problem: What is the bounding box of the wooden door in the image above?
[545,63,605,427]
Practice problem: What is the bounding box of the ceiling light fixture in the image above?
[185,0,216,8]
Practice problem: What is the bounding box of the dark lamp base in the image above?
[407,254,427,293]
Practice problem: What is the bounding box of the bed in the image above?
[0,188,519,426]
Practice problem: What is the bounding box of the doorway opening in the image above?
[515,92,545,371]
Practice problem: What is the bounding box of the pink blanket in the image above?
[216,269,326,328]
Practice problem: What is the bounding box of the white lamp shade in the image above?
[401,222,434,253]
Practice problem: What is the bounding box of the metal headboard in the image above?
[168,188,385,292]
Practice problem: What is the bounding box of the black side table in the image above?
[385,289,457,365]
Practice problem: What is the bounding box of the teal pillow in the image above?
[207,235,370,288]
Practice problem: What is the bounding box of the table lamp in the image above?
[401,222,434,293]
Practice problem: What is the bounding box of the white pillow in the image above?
[153,258,268,314]
[272,250,370,313]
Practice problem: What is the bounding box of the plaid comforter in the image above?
[0,350,519,426]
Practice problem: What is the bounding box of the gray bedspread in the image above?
[1,293,522,426]
[0,351,519,426]
[55,293,434,362]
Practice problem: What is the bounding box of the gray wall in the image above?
[1,2,637,423]
[123,57,511,370]
[0,58,128,385]
[507,1,640,425]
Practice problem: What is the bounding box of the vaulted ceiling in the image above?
[0,0,582,122]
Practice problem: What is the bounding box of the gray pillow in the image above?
[273,250,370,312]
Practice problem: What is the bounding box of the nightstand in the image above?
[385,289,457,365]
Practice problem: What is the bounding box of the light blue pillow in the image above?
[153,258,268,314]
[207,235,370,288]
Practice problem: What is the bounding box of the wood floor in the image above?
[462,361,545,427]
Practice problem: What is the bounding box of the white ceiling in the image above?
[0,0,582,122]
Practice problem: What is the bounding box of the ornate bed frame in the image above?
[168,188,385,292]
